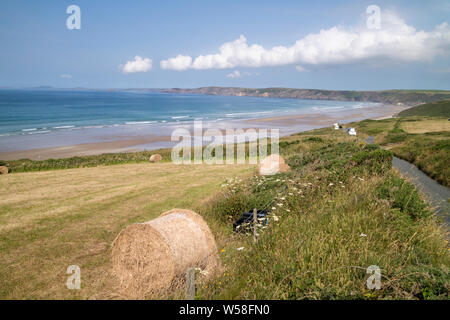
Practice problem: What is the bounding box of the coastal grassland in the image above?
[0,149,173,173]
[0,127,448,300]
[166,87,450,105]
[0,162,253,299]
[0,143,274,173]
[351,117,450,187]
[196,133,449,300]
[398,100,450,117]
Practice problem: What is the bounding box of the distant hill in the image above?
[398,100,450,117]
[161,87,450,105]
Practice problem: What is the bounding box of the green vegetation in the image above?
[166,87,450,104]
[398,100,450,117]
[352,117,450,187]
[196,134,448,300]
[0,150,172,173]
[0,123,448,300]
[1,142,280,173]
[0,162,254,299]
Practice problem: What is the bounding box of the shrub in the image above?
[351,149,393,175]
[376,174,430,220]
[363,144,380,151]
[304,137,324,143]
[279,140,300,148]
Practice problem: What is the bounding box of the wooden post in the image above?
[253,208,257,243]
[185,268,195,300]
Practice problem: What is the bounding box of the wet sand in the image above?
[0,104,409,160]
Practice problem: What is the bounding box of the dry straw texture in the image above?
[111,208,219,299]
[258,154,290,176]
[149,154,163,163]
[0,166,8,175]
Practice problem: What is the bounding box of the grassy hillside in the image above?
[0,128,448,300]
[0,143,270,173]
[352,117,450,187]
[0,149,172,173]
[398,100,450,117]
[163,87,450,105]
[195,130,449,300]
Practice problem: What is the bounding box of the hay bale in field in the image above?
[258,154,290,176]
[149,154,162,163]
[0,166,8,175]
[111,208,219,299]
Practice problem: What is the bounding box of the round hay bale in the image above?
[111,208,219,298]
[149,154,162,163]
[0,166,8,175]
[258,154,290,176]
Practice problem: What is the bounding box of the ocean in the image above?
[0,89,381,152]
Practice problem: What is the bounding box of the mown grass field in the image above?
[0,162,253,299]
[351,117,450,187]
[0,127,448,300]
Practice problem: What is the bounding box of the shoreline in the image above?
[0,103,409,161]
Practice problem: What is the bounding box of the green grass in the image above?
[398,100,450,117]
[1,124,449,300]
[351,117,450,187]
[0,162,254,299]
[196,136,449,300]
[0,149,172,173]
[0,142,276,173]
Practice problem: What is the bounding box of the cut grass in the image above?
[0,162,254,299]
[399,119,450,134]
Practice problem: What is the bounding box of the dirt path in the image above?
[366,136,449,224]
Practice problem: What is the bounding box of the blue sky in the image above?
[0,0,449,90]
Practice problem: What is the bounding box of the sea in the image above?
[0,89,381,152]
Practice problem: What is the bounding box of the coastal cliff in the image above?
[161,87,450,106]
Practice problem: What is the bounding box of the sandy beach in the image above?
[0,103,409,161]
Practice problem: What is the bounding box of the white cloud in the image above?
[160,54,192,71]
[160,11,450,71]
[60,74,72,79]
[121,56,152,74]
[295,66,307,72]
[226,70,241,78]
[226,70,255,78]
